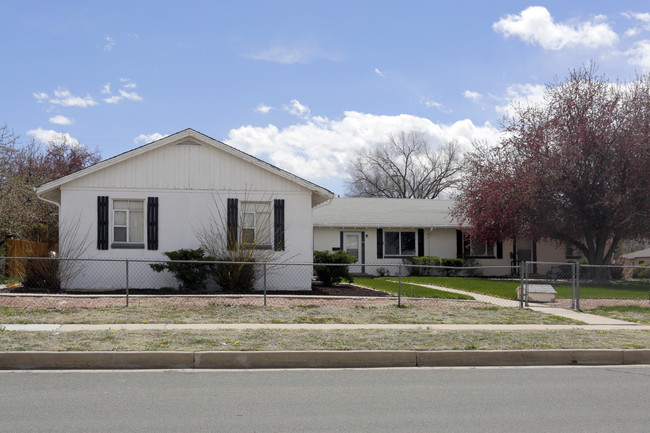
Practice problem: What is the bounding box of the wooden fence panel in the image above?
[5,239,50,277]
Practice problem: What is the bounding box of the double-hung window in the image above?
[241,201,271,248]
[384,231,416,257]
[469,240,495,257]
[113,200,144,245]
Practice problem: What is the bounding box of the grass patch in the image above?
[401,276,518,298]
[0,301,578,325]
[355,278,474,299]
[1,329,647,351]
[557,282,649,299]
[401,277,649,300]
[585,306,650,324]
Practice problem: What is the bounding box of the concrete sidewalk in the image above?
[403,282,636,325]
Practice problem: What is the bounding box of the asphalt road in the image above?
[1,366,649,433]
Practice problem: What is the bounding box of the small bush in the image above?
[150,248,215,292]
[632,264,650,279]
[608,266,624,280]
[440,258,465,267]
[376,267,390,277]
[314,250,357,286]
[23,258,60,292]
[403,256,441,276]
[213,252,257,293]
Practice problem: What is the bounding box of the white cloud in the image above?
[48,115,73,125]
[622,11,650,36]
[103,95,122,104]
[420,97,445,111]
[622,12,650,23]
[133,133,168,145]
[118,89,143,102]
[246,41,341,64]
[463,90,482,101]
[50,88,98,108]
[495,83,547,116]
[493,6,618,50]
[33,92,49,102]
[103,36,116,51]
[227,111,500,182]
[283,99,311,118]
[255,103,274,114]
[625,40,650,70]
[103,79,142,104]
[27,128,80,147]
[374,68,385,77]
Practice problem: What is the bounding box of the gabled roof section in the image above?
[620,247,650,259]
[36,128,334,206]
[313,197,456,228]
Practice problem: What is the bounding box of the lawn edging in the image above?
[1,349,649,370]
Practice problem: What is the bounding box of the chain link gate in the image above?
[521,261,578,309]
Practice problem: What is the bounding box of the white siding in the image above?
[66,141,307,194]
[57,140,316,290]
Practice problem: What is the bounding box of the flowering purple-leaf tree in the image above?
[453,65,650,267]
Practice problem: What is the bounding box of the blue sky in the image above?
[2,1,649,194]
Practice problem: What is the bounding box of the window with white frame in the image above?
[469,239,495,257]
[241,201,271,247]
[113,200,144,244]
[384,231,416,256]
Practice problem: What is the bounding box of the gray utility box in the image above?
[516,284,557,303]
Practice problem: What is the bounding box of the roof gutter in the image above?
[34,187,61,210]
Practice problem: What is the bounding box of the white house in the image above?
[36,128,334,290]
[313,197,572,276]
[619,248,650,266]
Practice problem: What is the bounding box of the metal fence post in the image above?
[524,261,529,307]
[571,261,576,310]
[519,261,524,308]
[576,261,580,310]
[398,264,402,307]
[263,263,267,307]
[125,259,129,308]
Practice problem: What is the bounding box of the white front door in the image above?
[343,232,363,273]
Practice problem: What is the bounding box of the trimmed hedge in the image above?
[313,250,357,286]
[403,256,465,276]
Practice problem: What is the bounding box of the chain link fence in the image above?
[1,257,648,313]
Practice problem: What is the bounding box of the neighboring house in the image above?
[313,198,572,276]
[36,128,334,290]
[618,248,650,266]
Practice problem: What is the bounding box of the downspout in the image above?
[34,188,61,210]
[34,187,61,254]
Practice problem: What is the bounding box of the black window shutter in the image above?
[147,197,159,250]
[227,198,238,250]
[417,229,424,257]
[339,231,344,250]
[496,241,503,259]
[273,199,285,251]
[532,241,537,261]
[377,228,383,259]
[456,229,463,259]
[97,196,108,250]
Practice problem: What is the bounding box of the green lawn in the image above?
[586,306,650,324]
[399,277,649,300]
[354,278,474,300]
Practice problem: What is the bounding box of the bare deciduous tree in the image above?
[345,131,464,199]
[0,124,101,243]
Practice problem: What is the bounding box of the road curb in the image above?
[0,349,649,370]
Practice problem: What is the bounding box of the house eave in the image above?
[35,128,335,205]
